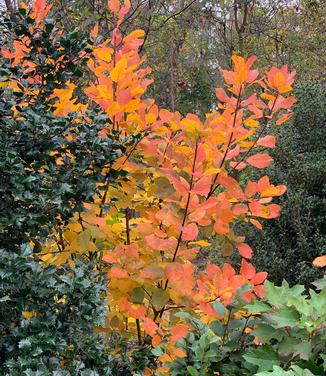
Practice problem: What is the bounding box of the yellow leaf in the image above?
[123,30,145,43]
[22,311,37,319]
[94,47,113,63]
[203,168,221,177]
[67,223,82,232]
[260,93,275,101]
[244,119,259,128]
[110,56,127,82]
[188,240,211,247]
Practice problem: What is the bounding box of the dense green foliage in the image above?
[0,10,134,248]
[0,8,137,374]
[0,248,111,375]
[165,279,326,375]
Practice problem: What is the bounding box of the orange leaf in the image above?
[257,135,276,149]
[237,243,253,259]
[108,0,120,14]
[261,185,287,198]
[240,259,256,280]
[312,255,326,268]
[250,219,263,230]
[276,112,293,125]
[31,0,52,21]
[170,324,189,343]
[192,176,211,196]
[247,153,273,168]
[251,272,268,285]
[182,223,199,241]
[142,317,159,336]
[110,266,129,278]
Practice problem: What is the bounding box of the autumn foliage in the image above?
[1,0,297,371]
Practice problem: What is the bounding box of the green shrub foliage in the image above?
[164,279,326,375]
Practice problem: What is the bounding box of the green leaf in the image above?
[267,306,300,328]
[243,344,280,371]
[154,176,175,198]
[253,323,284,343]
[151,289,170,311]
[212,300,227,316]
[187,366,199,376]
[245,300,271,313]
[130,287,145,304]
[293,341,312,360]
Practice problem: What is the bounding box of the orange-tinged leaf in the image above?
[276,112,293,125]
[261,185,287,197]
[90,23,99,38]
[110,266,129,278]
[251,272,268,285]
[257,135,276,149]
[123,29,145,43]
[151,335,161,346]
[250,219,263,230]
[31,0,52,21]
[240,259,256,280]
[102,252,117,264]
[139,266,164,279]
[129,304,146,319]
[142,317,159,336]
[244,119,259,128]
[182,223,198,241]
[108,0,120,14]
[192,176,211,196]
[172,348,186,359]
[312,255,326,268]
[215,88,229,102]
[110,56,127,82]
[247,153,273,168]
[237,243,253,259]
[171,324,189,343]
